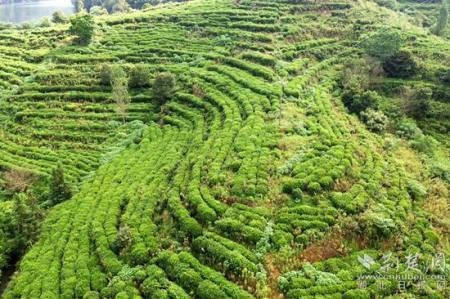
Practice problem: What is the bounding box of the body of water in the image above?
[0,0,75,24]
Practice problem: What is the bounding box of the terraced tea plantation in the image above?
[0,0,449,298]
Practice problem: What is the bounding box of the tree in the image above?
[98,64,113,85]
[129,64,151,88]
[112,0,131,13]
[382,50,418,78]
[73,0,86,13]
[49,164,72,205]
[52,11,68,23]
[403,86,432,119]
[103,0,131,13]
[432,1,448,36]
[153,72,176,106]
[69,14,95,45]
[111,65,130,122]
[128,0,152,9]
[14,193,43,244]
[362,28,402,61]
[341,78,380,114]
[90,6,109,16]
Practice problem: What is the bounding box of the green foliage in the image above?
[407,180,427,200]
[98,64,113,85]
[395,118,422,139]
[362,28,402,61]
[90,6,109,16]
[110,0,132,13]
[374,0,398,10]
[343,289,370,299]
[405,86,432,119]
[153,72,176,106]
[382,50,418,78]
[129,64,151,88]
[0,193,42,271]
[359,211,397,241]
[0,1,448,298]
[110,65,131,121]
[69,14,95,45]
[49,164,72,205]
[196,280,227,298]
[342,80,380,113]
[360,108,388,133]
[52,11,68,24]
[432,2,449,36]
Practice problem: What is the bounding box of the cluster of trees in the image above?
[98,64,176,119]
[361,28,417,79]
[341,27,444,136]
[0,165,72,278]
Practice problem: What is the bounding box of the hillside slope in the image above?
[0,0,449,298]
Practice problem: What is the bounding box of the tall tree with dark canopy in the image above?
[153,72,176,106]
[49,164,72,205]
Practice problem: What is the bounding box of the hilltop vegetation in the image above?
[0,0,449,298]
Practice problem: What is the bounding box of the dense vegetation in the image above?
[0,0,449,298]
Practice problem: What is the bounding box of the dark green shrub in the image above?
[153,72,176,106]
[129,64,151,88]
[406,87,432,119]
[382,50,418,78]
[342,78,380,113]
[49,163,72,205]
[98,64,113,85]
